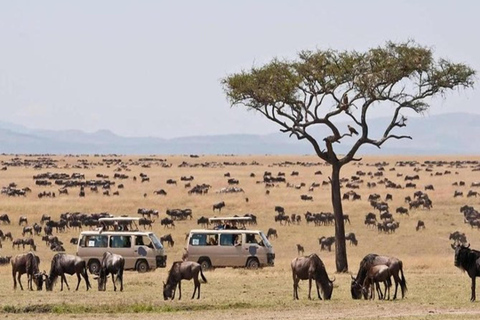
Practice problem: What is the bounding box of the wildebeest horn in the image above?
[451,243,456,250]
[351,274,356,280]
[330,276,336,282]
[467,243,471,248]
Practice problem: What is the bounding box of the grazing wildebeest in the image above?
[296,244,304,256]
[363,264,392,300]
[454,244,480,301]
[416,220,426,231]
[22,226,33,237]
[212,201,225,212]
[160,234,175,247]
[18,216,28,226]
[0,214,11,224]
[11,252,42,290]
[23,238,36,251]
[45,253,91,291]
[266,228,277,239]
[12,238,24,249]
[95,251,125,291]
[345,233,358,246]
[351,254,407,300]
[163,261,207,300]
[291,253,334,300]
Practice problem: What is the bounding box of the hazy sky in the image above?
[0,1,478,138]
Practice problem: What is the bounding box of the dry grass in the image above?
[0,154,479,319]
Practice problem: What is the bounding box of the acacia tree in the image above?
[222,41,475,272]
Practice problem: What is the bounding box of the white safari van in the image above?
[76,217,167,274]
[185,229,275,269]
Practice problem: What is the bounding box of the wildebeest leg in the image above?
[308,277,312,300]
[471,276,476,302]
[61,274,70,290]
[76,273,82,291]
[12,270,17,290]
[28,273,33,291]
[193,277,201,299]
[316,280,322,300]
[392,272,400,300]
[292,274,297,300]
[119,271,123,292]
[112,274,117,291]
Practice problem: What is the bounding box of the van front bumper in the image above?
[156,255,167,268]
[267,253,275,266]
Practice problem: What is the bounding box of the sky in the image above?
[0,1,478,139]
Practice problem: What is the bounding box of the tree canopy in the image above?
[223,41,475,165]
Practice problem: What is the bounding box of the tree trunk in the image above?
[331,162,348,272]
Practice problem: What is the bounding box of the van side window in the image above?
[110,235,131,248]
[220,234,234,246]
[83,235,108,248]
[189,234,218,246]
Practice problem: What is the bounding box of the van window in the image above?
[189,233,218,246]
[246,233,260,244]
[110,235,131,248]
[81,235,108,248]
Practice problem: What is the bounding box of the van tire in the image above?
[88,259,101,275]
[246,257,260,269]
[136,260,149,273]
[198,258,212,271]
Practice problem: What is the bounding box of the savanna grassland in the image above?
[0,154,479,320]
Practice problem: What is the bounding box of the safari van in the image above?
[76,217,167,274]
[185,229,275,270]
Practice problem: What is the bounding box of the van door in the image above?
[109,235,134,269]
[244,232,265,265]
[218,233,243,267]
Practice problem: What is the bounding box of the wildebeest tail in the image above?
[399,261,407,297]
[200,268,207,283]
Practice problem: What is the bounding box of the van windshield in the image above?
[149,234,163,250]
[259,232,272,248]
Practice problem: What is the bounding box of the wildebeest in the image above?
[351,254,407,300]
[345,233,358,246]
[160,217,175,229]
[454,244,480,301]
[163,261,207,300]
[0,214,11,224]
[296,244,304,256]
[319,236,335,251]
[95,251,125,291]
[416,220,426,231]
[291,253,334,300]
[160,234,175,247]
[266,228,277,239]
[197,216,209,228]
[18,216,28,226]
[45,253,91,291]
[11,252,42,290]
[363,264,392,300]
[212,201,225,212]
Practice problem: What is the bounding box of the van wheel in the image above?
[88,259,101,275]
[246,258,260,269]
[136,260,149,273]
[198,258,212,271]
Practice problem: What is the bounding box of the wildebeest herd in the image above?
[0,154,480,306]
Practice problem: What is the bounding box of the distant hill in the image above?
[0,113,478,155]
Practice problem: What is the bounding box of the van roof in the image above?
[208,217,252,222]
[98,217,141,222]
[188,229,262,234]
[79,230,153,236]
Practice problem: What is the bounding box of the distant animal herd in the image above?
[0,156,479,301]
